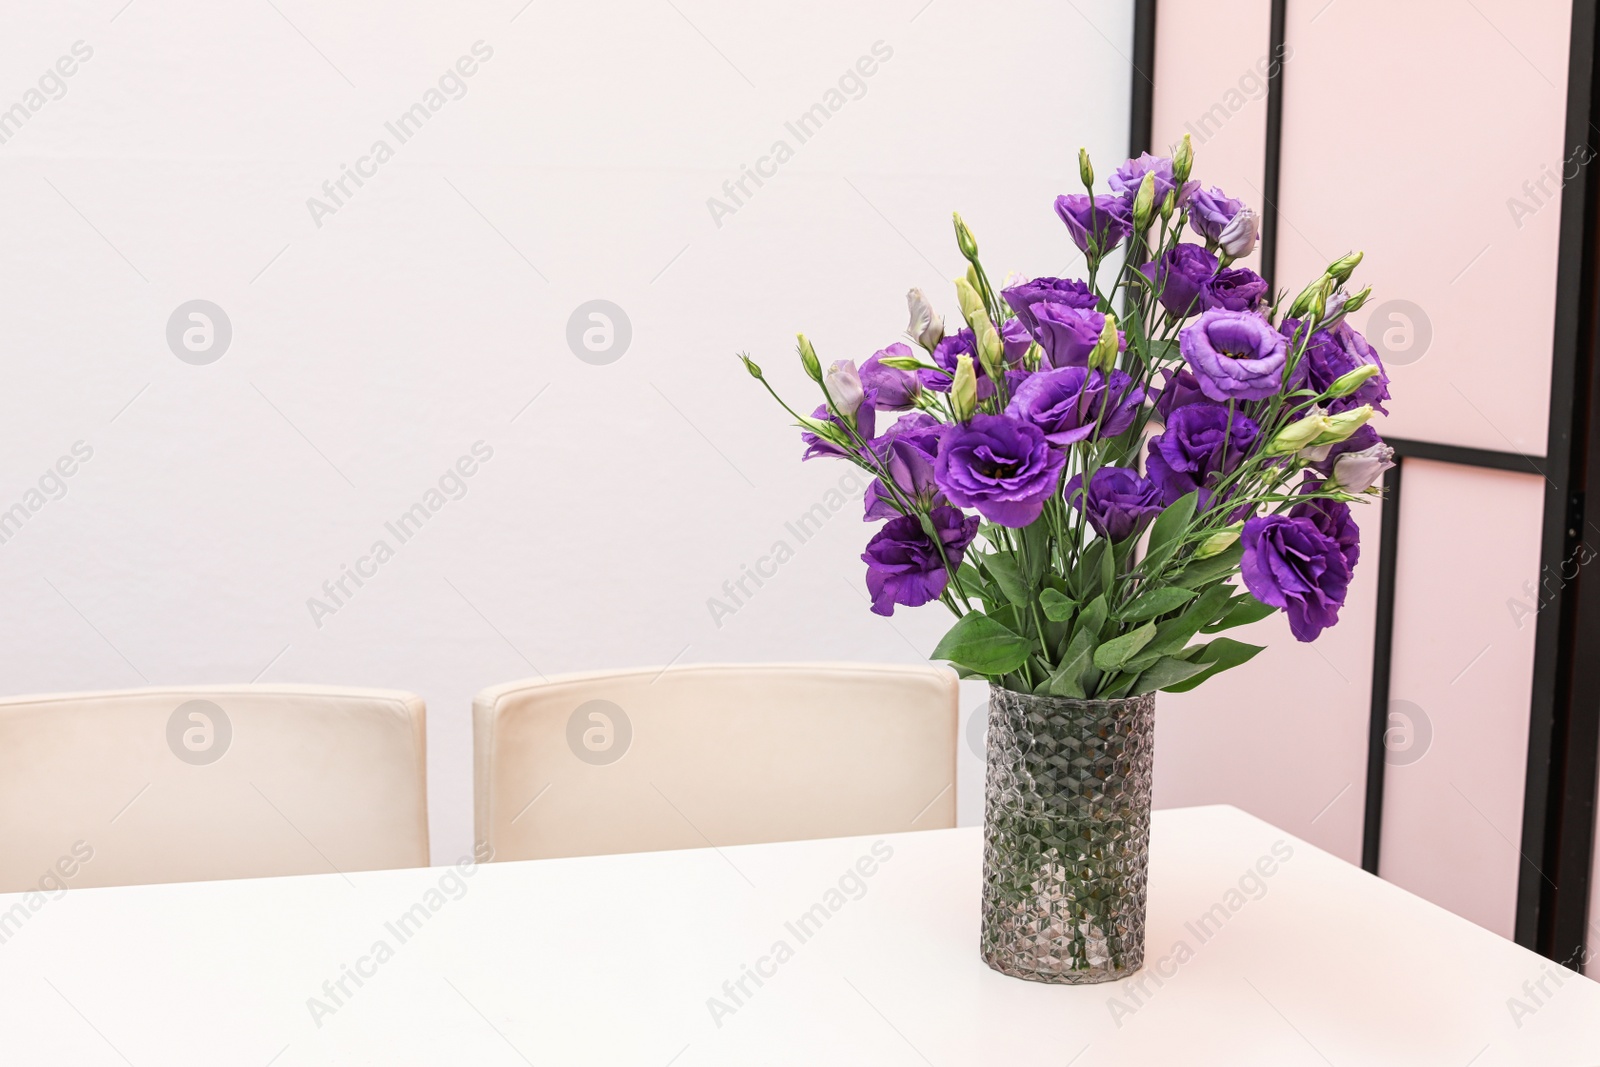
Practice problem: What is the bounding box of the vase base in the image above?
[980,948,1142,985]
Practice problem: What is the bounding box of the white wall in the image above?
[0,0,1135,862]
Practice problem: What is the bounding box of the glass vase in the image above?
[981,684,1155,984]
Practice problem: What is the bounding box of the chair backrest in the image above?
[0,685,428,892]
[473,662,958,861]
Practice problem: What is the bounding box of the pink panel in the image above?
[1380,461,1543,938]
[1277,0,1569,454]
[1150,0,1274,272]
[1154,497,1379,865]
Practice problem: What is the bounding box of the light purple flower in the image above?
[859,343,922,411]
[1002,277,1098,340]
[1054,194,1132,257]
[1201,267,1269,312]
[1179,308,1287,402]
[1031,304,1110,369]
[1187,186,1247,245]
[1109,152,1177,205]
[1005,367,1146,446]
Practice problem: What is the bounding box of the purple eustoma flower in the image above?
[1283,318,1391,414]
[1201,267,1269,312]
[1187,186,1247,245]
[934,413,1067,527]
[919,329,996,401]
[1145,402,1260,509]
[859,343,922,411]
[1109,152,1178,205]
[1065,467,1164,542]
[1143,244,1218,319]
[1290,490,1361,572]
[1031,304,1111,370]
[1241,513,1354,642]
[1001,277,1098,338]
[1054,194,1132,257]
[801,398,876,460]
[861,505,980,616]
[865,414,946,521]
[1153,367,1209,421]
[1006,367,1146,446]
[1179,308,1287,402]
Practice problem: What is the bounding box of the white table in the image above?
[0,805,1595,1065]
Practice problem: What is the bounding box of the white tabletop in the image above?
[0,804,1594,1065]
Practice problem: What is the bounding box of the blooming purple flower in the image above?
[1002,277,1098,341]
[859,344,922,411]
[861,505,980,616]
[1200,267,1269,312]
[1179,308,1287,402]
[1031,304,1110,370]
[1186,186,1247,245]
[1283,318,1391,414]
[1240,513,1354,642]
[1000,317,1033,364]
[934,413,1067,527]
[919,329,994,401]
[865,414,946,520]
[801,398,876,460]
[1145,402,1260,509]
[1109,152,1177,205]
[1153,367,1208,421]
[1054,194,1132,257]
[1065,467,1163,542]
[1143,244,1218,319]
[1290,490,1361,572]
[1006,367,1146,446]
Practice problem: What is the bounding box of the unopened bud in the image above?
[1194,525,1241,559]
[1325,363,1381,399]
[1172,133,1194,184]
[954,277,986,329]
[952,212,979,261]
[739,354,763,379]
[905,288,944,349]
[951,354,978,422]
[1268,408,1330,454]
[1088,312,1120,372]
[1078,147,1094,190]
[1310,405,1375,447]
[797,334,822,383]
[1341,286,1373,315]
[1327,251,1364,285]
[1132,170,1157,232]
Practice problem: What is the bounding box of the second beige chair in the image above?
[474,662,958,861]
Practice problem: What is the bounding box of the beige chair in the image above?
[473,662,958,861]
[0,685,428,892]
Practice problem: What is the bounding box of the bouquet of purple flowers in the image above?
[741,137,1393,699]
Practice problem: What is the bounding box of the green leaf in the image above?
[1129,656,1214,695]
[1175,541,1245,589]
[1047,629,1094,698]
[1159,638,1267,693]
[1202,593,1277,633]
[1123,583,1236,671]
[930,613,1033,676]
[1074,594,1109,647]
[1040,587,1076,623]
[1093,622,1157,671]
[1099,536,1117,595]
[1118,586,1196,622]
[982,554,1033,608]
[1146,492,1197,561]
[1079,540,1109,599]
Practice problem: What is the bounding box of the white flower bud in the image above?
[824,359,863,417]
[905,288,944,350]
[1217,208,1260,259]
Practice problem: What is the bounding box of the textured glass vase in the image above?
[981,685,1155,984]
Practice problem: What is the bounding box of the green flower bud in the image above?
[1266,410,1330,454]
[877,353,926,371]
[975,318,1005,381]
[1309,405,1375,447]
[1194,525,1240,560]
[738,353,763,379]
[797,333,822,383]
[954,276,986,329]
[1325,363,1381,399]
[798,415,850,448]
[952,212,979,261]
[1078,147,1094,190]
[1160,188,1177,224]
[1088,311,1120,372]
[1132,170,1157,232]
[951,354,978,422]
[1327,251,1364,285]
[1341,286,1373,315]
[1286,274,1334,320]
[1173,133,1194,184]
